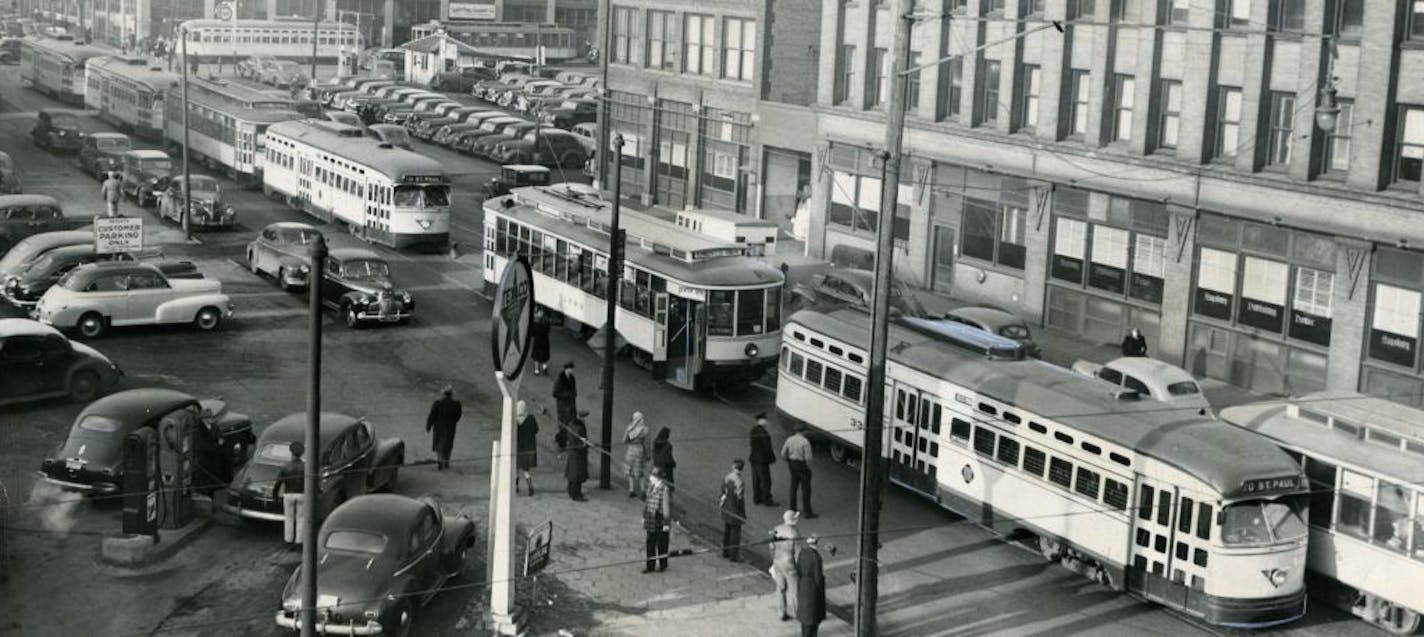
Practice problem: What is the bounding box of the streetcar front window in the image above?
[707,290,734,336]
[1222,498,1307,546]
[766,287,781,331]
[393,185,450,207]
[141,159,172,174]
[737,289,765,335]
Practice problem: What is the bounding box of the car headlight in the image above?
[357,294,372,304]
[282,599,300,612]
[148,177,159,184]
[297,264,310,274]
[400,292,412,303]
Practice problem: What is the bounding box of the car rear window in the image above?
[78,415,122,432]
[1167,381,1202,396]
[326,530,387,554]
[998,325,1030,339]
[257,442,295,464]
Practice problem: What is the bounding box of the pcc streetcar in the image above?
[19,35,106,104]
[185,76,293,110]
[776,308,1310,627]
[162,89,302,183]
[177,19,359,64]
[1222,393,1424,635]
[409,21,580,62]
[483,184,783,391]
[261,120,451,251]
[85,55,177,139]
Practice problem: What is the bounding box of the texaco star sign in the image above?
[490,257,534,380]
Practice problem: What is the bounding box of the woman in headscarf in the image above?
[651,426,677,486]
[515,400,539,496]
[622,412,650,499]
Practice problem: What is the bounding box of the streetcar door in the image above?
[888,385,939,498]
[665,295,698,390]
[1127,478,1185,607]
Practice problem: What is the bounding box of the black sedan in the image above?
[0,318,121,405]
[39,388,255,494]
[275,495,476,636]
[321,249,413,327]
[224,413,404,522]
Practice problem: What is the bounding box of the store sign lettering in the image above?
[1382,334,1413,350]
[1194,288,1233,321]
[1238,298,1284,333]
[1246,301,1278,318]
[1203,291,1230,306]
[1369,329,1417,367]
[1288,310,1332,347]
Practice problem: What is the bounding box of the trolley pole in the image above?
[854,0,913,634]
[598,135,625,490]
[180,28,192,240]
[300,234,327,637]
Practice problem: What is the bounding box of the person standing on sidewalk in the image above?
[530,309,551,375]
[749,413,777,506]
[769,510,801,621]
[100,172,122,217]
[642,467,672,573]
[515,400,539,496]
[556,408,590,501]
[622,411,650,499]
[651,426,677,486]
[796,535,827,637]
[1121,328,1148,357]
[782,424,816,518]
[425,386,462,470]
[719,459,746,562]
[553,361,577,424]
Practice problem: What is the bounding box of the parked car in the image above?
[0,149,21,193]
[32,108,83,153]
[0,37,19,64]
[435,123,486,148]
[500,79,559,109]
[482,165,550,199]
[321,249,414,327]
[430,64,495,92]
[274,494,475,635]
[0,194,86,255]
[941,306,1041,357]
[224,412,404,522]
[236,55,279,80]
[0,318,121,405]
[247,222,323,290]
[788,268,929,318]
[76,131,132,178]
[157,175,236,228]
[35,261,229,338]
[118,149,173,207]
[473,73,533,101]
[1071,356,1215,415]
[538,98,598,130]
[262,60,307,87]
[469,120,537,158]
[500,130,589,168]
[365,123,412,150]
[40,388,254,493]
[321,110,363,127]
[569,122,598,154]
[3,244,139,307]
[0,229,91,277]
[411,106,488,140]
[513,81,571,112]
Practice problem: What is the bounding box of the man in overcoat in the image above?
[796,535,827,637]
[720,459,747,561]
[557,408,590,501]
[749,413,777,506]
[425,386,463,470]
[553,361,578,424]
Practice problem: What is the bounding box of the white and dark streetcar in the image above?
[1222,393,1424,634]
[262,120,451,251]
[163,89,302,183]
[185,75,294,110]
[409,21,580,62]
[177,19,359,64]
[19,35,106,104]
[776,308,1311,627]
[483,184,783,391]
[84,55,177,139]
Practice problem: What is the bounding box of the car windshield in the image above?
[24,253,61,275]
[998,324,1031,339]
[1167,380,1202,396]
[325,530,387,554]
[342,259,389,279]
[141,159,172,173]
[278,227,322,244]
[559,100,584,109]
[191,179,218,193]
[96,138,130,151]
[57,268,86,290]
[276,62,299,71]
[78,415,122,433]
[1222,498,1308,546]
[256,442,295,464]
[393,185,450,207]
[51,115,79,128]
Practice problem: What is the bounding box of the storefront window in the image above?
[1290,267,1333,346]
[1195,247,1237,321]
[1238,256,1289,333]
[1131,234,1166,302]
[1370,283,1420,368]
[1052,218,1087,283]
[1089,226,1130,294]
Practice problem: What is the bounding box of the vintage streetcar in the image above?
[483,183,783,391]
[1222,394,1424,634]
[176,18,359,65]
[776,308,1310,627]
[162,89,303,184]
[84,55,176,140]
[19,35,105,104]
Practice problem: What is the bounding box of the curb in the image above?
[98,516,212,566]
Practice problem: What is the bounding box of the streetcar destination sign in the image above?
[400,175,446,184]
[1235,475,1304,496]
[490,256,534,380]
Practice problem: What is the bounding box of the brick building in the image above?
[801,0,1424,404]
[598,0,822,238]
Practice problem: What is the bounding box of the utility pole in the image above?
[309,0,318,85]
[593,0,612,191]
[598,135,625,490]
[180,27,191,241]
[854,0,913,633]
[300,233,327,637]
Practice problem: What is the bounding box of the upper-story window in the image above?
[1111,0,1140,23]
[1019,64,1041,131]
[1397,106,1424,184]
[1321,100,1354,176]
[684,14,716,76]
[611,7,634,65]
[1160,0,1189,25]
[979,60,1002,125]
[1067,70,1090,137]
[1269,0,1306,33]
[1266,92,1296,167]
[1111,75,1135,142]
[1410,2,1424,41]
[1217,0,1251,29]
[944,58,964,119]
[906,52,922,113]
[835,45,856,106]
[1332,0,1364,41]
[723,18,756,82]
[1214,87,1243,160]
[646,10,674,70]
[1026,0,1046,15]
[872,48,890,108]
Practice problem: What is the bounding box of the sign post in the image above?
[488,256,533,636]
[93,216,143,254]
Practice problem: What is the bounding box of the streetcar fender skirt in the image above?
[389,231,450,252]
[1176,588,1307,628]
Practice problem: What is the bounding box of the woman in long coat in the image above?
[515,400,539,496]
[622,412,650,499]
[651,427,676,486]
[530,309,552,375]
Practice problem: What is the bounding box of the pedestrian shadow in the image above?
[865,576,1133,637]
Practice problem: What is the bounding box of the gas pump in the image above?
[155,409,195,529]
[121,427,159,539]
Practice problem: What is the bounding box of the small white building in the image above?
[400,31,480,87]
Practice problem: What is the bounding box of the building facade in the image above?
[598,0,822,236]
[809,0,1424,404]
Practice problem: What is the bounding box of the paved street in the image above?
[0,60,1382,637]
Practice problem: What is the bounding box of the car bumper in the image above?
[221,494,286,521]
[275,612,382,635]
[3,289,39,307]
[38,472,119,493]
[355,307,412,323]
[282,271,311,288]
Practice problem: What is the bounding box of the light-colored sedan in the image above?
[1071,356,1214,416]
[246,222,322,291]
[942,306,1041,357]
[35,261,231,339]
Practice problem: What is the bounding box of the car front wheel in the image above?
[76,313,106,339]
[67,370,101,402]
[194,306,222,331]
[343,305,360,329]
[387,602,413,637]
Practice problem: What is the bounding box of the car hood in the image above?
[95,149,128,159]
[187,193,221,204]
[476,135,515,147]
[233,460,282,495]
[343,278,397,295]
[69,341,114,366]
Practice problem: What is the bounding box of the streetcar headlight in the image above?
[744,343,759,358]
[1265,568,1288,588]
[416,219,432,230]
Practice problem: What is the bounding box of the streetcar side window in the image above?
[1196,502,1212,540]
[1303,456,1337,529]
[1178,497,1195,534]
[1022,447,1046,478]
[789,352,804,376]
[842,374,862,402]
[1413,493,1423,561]
[1074,467,1099,499]
[1103,479,1129,511]
[1139,485,1155,520]
[972,427,995,456]
[996,436,1019,466]
[1337,470,1374,540]
[1375,481,1410,551]
[950,418,970,444]
[804,358,823,385]
[765,288,781,331]
[1048,457,1073,490]
[1157,491,1171,526]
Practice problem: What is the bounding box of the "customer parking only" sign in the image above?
[94,217,144,254]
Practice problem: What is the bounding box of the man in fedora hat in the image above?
[749,413,777,506]
[556,408,591,501]
[796,535,827,637]
[642,466,673,572]
[553,360,578,425]
[426,385,462,470]
[769,509,801,620]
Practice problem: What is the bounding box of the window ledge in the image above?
[958,258,1026,279]
[1400,40,1424,50]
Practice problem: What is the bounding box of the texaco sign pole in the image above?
[488,257,533,635]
